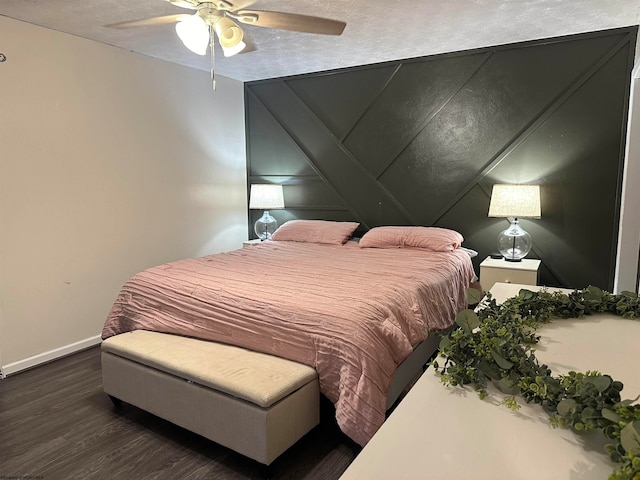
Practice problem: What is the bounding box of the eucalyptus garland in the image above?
[432,285,640,480]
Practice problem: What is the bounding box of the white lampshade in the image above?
[488,184,541,262]
[488,184,541,218]
[175,14,210,55]
[249,184,285,210]
[249,184,284,240]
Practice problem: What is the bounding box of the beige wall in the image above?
[0,17,247,374]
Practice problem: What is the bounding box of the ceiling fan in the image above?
[108,0,346,89]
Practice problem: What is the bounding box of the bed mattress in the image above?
[102,240,476,445]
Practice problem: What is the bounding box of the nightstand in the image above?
[242,239,263,248]
[479,257,541,292]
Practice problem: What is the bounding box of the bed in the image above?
[102,222,477,447]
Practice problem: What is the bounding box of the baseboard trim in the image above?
[1,335,102,378]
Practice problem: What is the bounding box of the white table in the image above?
[340,283,640,480]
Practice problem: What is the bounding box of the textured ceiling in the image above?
[1,0,639,82]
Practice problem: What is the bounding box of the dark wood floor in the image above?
[0,346,361,480]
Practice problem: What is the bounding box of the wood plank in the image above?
[0,347,359,479]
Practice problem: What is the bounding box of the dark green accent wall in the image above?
[245,27,637,290]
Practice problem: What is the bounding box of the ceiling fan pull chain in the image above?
[209,25,216,91]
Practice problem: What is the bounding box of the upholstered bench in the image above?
[101,330,320,465]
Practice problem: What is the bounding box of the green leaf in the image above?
[601,408,623,424]
[614,395,640,408]
[583,286,603,304]
[603,425,618,439]
[502,396,521,411]
[455,309,480,333]
[608,448,623,463]
[620,421,640,456]
[477,359,502,381]
[491,350,514,370]
[439,335,451,351]
[465,287,483,306]
[496,376,520,395]
[586,375,612,393]
[557,398,577,416]
[581,407,600,421]
[518,289,535,300]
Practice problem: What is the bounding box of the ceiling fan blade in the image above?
[106,14,190,29]
[165,0,199,9]
[223,0,256,11]
[232,10,346,35]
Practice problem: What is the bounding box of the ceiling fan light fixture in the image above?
[175,14,209,55]
[214,17,245,52]
[221,40,246,57]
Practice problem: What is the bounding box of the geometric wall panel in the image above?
[246,27,637,290]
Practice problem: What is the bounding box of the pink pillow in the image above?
[271,220,360,245]
[359,226,463,251]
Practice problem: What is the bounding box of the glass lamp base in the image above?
[497,219,532,262]
[254,210,278,240]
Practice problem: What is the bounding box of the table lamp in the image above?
[249,184,285,240]
[488,184,541,262]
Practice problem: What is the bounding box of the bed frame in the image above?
[385,334,439,409]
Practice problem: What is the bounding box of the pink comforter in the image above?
[102,240,476,446]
